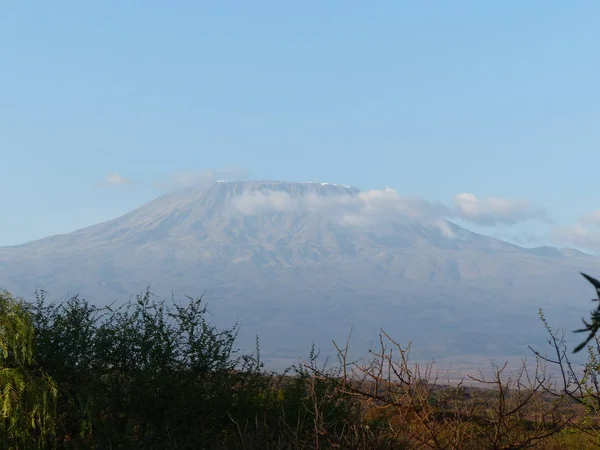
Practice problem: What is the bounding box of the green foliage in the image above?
[26,290,259,448]
[573,273,600,353]
[0,290,57,449]
[21,289,359,449]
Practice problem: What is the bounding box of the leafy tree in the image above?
[0,290,56,449]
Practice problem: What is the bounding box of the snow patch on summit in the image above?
[305,181,353,189]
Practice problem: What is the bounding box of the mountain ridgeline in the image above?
[0,181,597,369]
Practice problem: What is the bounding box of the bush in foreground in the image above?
[3,276,600,448]
[0,291,56,449]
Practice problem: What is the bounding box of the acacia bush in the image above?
[516,273,600,448]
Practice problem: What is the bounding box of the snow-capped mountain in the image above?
[0,180,597,368]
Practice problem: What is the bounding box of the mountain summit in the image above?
[0,180,597,369]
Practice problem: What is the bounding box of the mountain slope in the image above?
[0,181,597,369]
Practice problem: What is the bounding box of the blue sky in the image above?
[1,1,599,250]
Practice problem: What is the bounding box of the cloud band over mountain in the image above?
[227,187,551,229]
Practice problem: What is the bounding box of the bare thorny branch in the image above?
[302,328,570,450]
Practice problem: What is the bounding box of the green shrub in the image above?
[0,290,56,450]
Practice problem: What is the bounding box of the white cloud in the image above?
[552,211,600,253]
[153,167,249,191]
[226,187,549,230]
[231,191,297,215]
[104,173,131,186]
[453,193,551,226]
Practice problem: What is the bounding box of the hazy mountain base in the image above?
[0,259,593,376]
[0,181,597,373]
